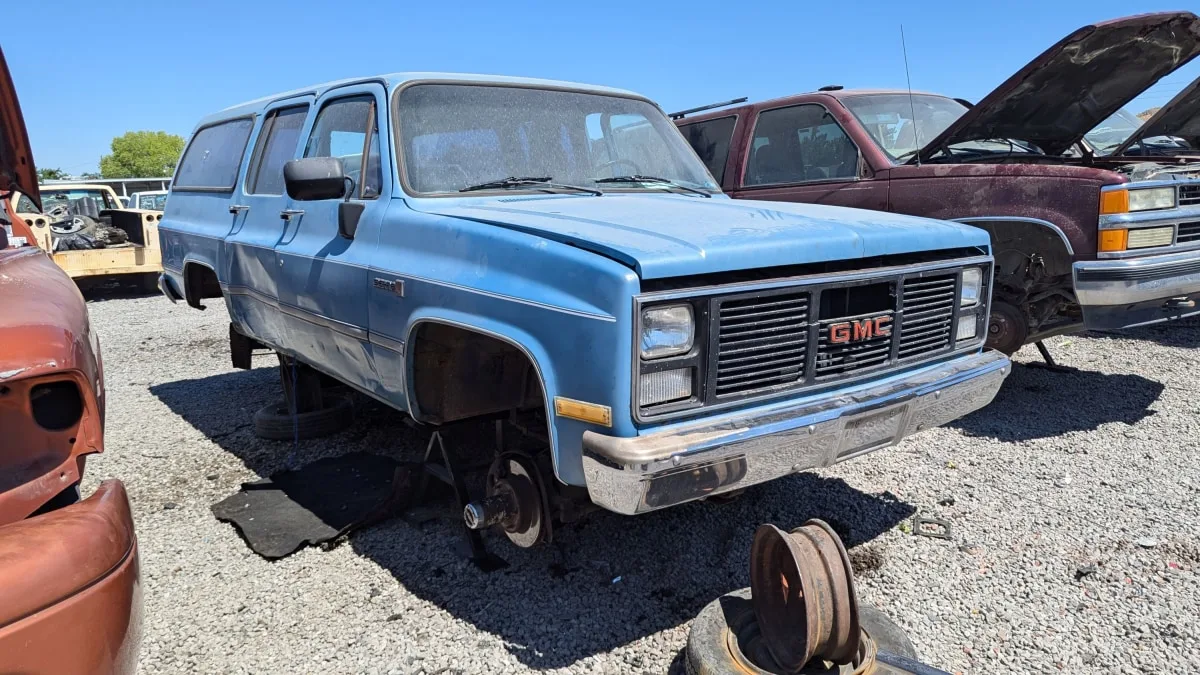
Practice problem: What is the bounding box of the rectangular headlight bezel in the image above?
[960,267,983,307]
[640,304,695,360]
[1128,187,1175,212]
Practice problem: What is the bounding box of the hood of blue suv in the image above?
[410,194,989,279]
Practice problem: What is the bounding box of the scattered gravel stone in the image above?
[78,290,1200,674]
[162,502,178,510]
[1054,473,1072,487]
[1136,537,1159,549]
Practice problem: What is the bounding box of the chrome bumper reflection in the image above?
[1074,250,1200,305]
[582,350,1010,515]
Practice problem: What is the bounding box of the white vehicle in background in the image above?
[126,190,168,212]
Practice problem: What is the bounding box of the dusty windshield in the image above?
[397,84,720,195]
[842,94,1040,160]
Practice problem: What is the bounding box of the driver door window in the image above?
[303,96,382,198]
[745,105,859,186]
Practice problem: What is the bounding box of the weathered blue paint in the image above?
[411,194,990,279]
[160,72,992,488]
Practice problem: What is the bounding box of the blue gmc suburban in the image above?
[158,73,1010,548]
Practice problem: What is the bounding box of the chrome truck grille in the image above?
[1179,185,1200,207]
[709,268,980,402]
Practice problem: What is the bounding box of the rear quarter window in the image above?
[173,117,255,191]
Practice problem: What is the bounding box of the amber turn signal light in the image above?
[1099,189,1129,215]
[1098,229,1128,252]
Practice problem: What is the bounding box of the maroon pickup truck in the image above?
[674,12,1200,355]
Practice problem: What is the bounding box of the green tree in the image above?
[99,131,185,178]
[37,167,67,181]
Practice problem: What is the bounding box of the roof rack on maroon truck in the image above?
[675,12,1200,354]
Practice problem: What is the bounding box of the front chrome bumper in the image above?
[582,350,1010,515]
[1073,249,1200,329]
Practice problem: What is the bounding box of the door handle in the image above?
[280,209,305,221]
[228,204,250,214]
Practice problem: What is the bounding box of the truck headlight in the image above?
[1101,187,1175,214]
[640,305,694,359]
[1128,187,1175,212]
[960,268,982,307]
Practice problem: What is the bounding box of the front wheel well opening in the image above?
[409,322,544,426]
[183,262,221,309]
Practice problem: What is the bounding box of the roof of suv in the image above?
[204,73,647,127]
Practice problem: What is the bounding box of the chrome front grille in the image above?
[1179,185,1200,207]
[708,267,977,400]
[1177,221,1200,244]
[714,291,809,396]
[897,274,957,358]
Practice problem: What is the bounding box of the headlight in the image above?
[960,267,982,307]
[1100,187,1175,214]
[1128,187,1175,212]
[640,305,694,359]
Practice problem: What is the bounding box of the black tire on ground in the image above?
[685,589,918,675]
[986,301,1028,356]
[253,394,354,441]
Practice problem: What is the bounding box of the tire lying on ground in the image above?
[253,394,354,440]
[685,588,917,675]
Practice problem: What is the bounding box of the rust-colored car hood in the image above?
[917,12,1200,159]
[1112,74,1200,155]
[0,46,38,210]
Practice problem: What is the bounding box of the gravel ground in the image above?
[81,288,1200,674]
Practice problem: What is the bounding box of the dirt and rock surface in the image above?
[82,289,1199,674]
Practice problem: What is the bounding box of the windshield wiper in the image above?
[593,175,712,197]
[459,176,601,196]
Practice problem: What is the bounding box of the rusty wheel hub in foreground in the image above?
[750,520,861,672]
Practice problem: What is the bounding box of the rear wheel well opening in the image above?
[408,322,545,427]
[183,262,221,309]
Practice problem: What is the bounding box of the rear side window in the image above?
[745,105,859,186]
[246,106,309,195]
[679,116,736,184]
[174,118,255,191]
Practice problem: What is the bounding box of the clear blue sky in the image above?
[8,0,1199,175]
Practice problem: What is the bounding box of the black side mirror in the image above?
[284,157,347,201]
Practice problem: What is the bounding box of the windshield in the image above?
[1084,109,1144,154]
[39,188,116,213]
[844,93,1044,159]
[841,94,969,160]
[135,193,168,210]
[397,84,720,195]
[1084,108,1188,155]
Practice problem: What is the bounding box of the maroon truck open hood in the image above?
[917,12,1200,161]
[0,47,38,210]
[1112,74,1200,154]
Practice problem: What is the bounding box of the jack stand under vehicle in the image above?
[407,430,509,572]
[1028,340,1076,373]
